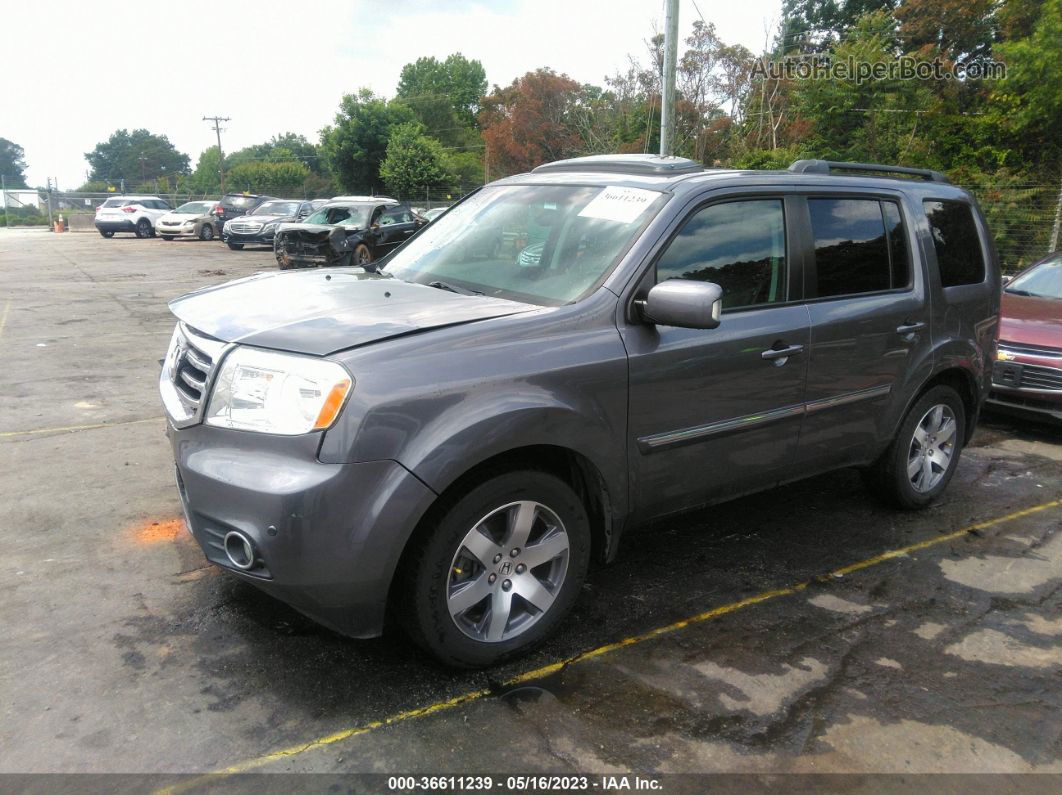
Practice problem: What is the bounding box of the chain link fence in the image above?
[6,175,1060,270]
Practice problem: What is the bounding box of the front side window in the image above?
[383,184,666,306]
[809,198,892,297]
[655,199,787,309]
[924,200,986,287]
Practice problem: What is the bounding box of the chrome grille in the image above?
[993,361,1062,392]
[229,221,262,234]
[160,324,228,427]
[998,341,1062,359]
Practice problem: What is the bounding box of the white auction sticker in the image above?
[578,186,660,224]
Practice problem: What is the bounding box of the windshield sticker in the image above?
[578,186,659,224]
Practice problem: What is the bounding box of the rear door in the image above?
[621,193,811,519]
[795,192,932,471]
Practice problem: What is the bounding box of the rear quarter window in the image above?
[924,200,986,287]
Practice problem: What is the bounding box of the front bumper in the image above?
[168,422,438,637]
[223,229,276,245]
[157,225,197,237]
[987,358,1062,423]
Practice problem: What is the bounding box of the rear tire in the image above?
[227,242,244,251]
[398,470,591,668]
[135,219,152,239]
[862,385,966,509]
[99,230,114,238]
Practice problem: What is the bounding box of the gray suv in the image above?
[160,155,999,666]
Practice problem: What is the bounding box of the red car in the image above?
[987,252,1062,423]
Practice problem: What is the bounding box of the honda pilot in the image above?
[160,155,1000,667]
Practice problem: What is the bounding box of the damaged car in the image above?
[273,197,426,269]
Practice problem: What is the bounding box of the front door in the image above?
[622,196,811,520]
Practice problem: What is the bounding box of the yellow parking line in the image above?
[158,497,1061,788]
[0,417,160,438]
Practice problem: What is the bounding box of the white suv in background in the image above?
[94,196,173,238]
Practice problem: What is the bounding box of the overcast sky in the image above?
[5,0,782,189]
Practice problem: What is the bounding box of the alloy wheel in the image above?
[907,403,956,493]
[447,501,570,643]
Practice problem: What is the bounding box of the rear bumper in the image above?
[168,422,438,637]
[95,220,137,233]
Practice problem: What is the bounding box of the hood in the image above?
[999,292,1062,349]
[236,213,292,224]
[276,221,357,235]
[168,269,536,356]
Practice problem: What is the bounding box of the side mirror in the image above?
[641,280,723,329]
[1001,274,1013,286]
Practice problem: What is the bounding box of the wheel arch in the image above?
[900,365,981,448]
[387,443,618,619]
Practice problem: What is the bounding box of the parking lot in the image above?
[1,228,1060,780]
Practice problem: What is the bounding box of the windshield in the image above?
[175,202,215,215]
[254,201,300,217]
[383,184,665,305]
[305,205,369,227]
[223,195,259,208]
[1006,256,1062,299]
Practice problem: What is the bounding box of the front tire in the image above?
[353,243,372,268]
[135,219,152,239]
[161,235,174,241]
[199,224,215,241]
[227,242,244,251]
[399,470,591,668]
[863,385,966,509]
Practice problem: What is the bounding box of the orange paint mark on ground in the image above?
[130,517,186,546]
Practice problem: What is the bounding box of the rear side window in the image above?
[809,198,894,297]
[655,199,787,310]
[924,200,985,286]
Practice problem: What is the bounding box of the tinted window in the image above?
[883,201,910,288]
[924,200,985,286]
[656,199,787,309]
[809,198,890,297]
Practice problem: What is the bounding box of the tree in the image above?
[227,132,323,174]
[320,89,415,193]
[380,123,453,198]
[186,146,222,193]
[225,161,312,195]
[84,129,190,185]
[0,138,29,187]
[480,69,585,176]
[397,53,488,128]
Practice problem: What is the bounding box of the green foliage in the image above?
[84,129,190,184]
[225,161,312,196]
[397,53,487,128]
[989,0,1062,168]
[380,123,453,198]
[227,132,322,174]
[320,89,416,193]
[0,138,29,187]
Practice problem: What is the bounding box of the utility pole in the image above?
[45,177,54,229]
[202,115,231,193]
[659,0,680,157]
[1050,173,1062,254]
[138,153,147,184]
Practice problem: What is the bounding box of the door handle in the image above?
[897,321,927,336]
[761,344,805,361]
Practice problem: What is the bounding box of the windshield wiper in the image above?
[427,280,483,296]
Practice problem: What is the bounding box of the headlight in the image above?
[262,222,277,233]
[205,347,352,435]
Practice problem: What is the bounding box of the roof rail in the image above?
[788,159,949,183]
[533,154,704,177]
